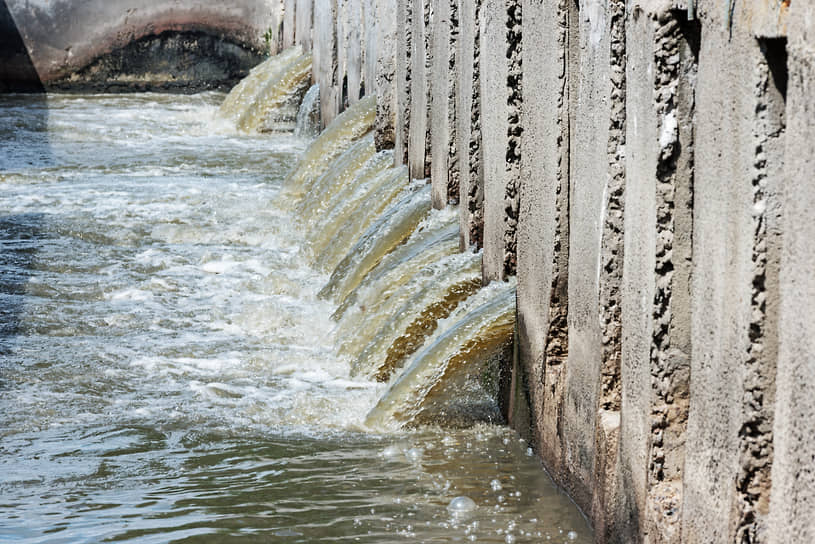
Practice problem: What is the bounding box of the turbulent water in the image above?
[0,92,592,543]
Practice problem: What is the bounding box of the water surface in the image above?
[0,93,592,543]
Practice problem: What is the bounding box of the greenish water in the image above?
[0,93,592,543]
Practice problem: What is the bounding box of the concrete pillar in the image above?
[769,5,815,542]
[430,0,459,209]
[374,0,398,150]
[620,6,698,541]
[408,0,432,180]
[283,0,296,48]
[345,0,363,104]
[393,0,412,165]
[516,0,570,483]
[314,0,340,127]
[295,0,313,52]
[457,0,483,250]
[479,0,521,283]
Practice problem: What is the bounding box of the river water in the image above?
[0,92,592,543]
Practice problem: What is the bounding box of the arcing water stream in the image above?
[0,51,593,543]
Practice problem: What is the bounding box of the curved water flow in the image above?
[218,46,313,133]
[0,50,593,543]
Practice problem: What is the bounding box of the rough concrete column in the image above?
[374,0,398,150]
[480,0,522,283]
[314,0,340,127]
[617,7,659,541]
[516,0,572,488]
[393,0,412,165]
[680,2,786,541]
[408,0,432,180]
[558,0,618,515]
[295,0,313,51]
[363,0,377,101]
[430,0,459,209]
[345,0,363,103]
[769,5,815,542]
[456,0,483,249]
[283,0,296,48]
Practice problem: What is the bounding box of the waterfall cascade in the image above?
[218,46,312,133]
[225,57,520,430]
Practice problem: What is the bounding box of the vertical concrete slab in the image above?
[374,0,398,150]
[393,0,412,165]
[283,0,296,48]
[559,0,614,513]
[681,8,757,544]
[480,0,521,283]
[363,0,377,100]
[768,5,814,544]
[295,0,313,51]
[314,0,340,127]
[430,0,459,209]
[456,0,482,249]
[516,0,571,485]
[345,0,363,103]
[618,7,658,540]
[408,0,431,180]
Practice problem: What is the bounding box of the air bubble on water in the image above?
[405,447,423,462]
[497,495,505,503]
[448,496,477,514]
[568,530,578,540]
[490,479,502,491]
[382,445,402,459]
[505,534,516,543]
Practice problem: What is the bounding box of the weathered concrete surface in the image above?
[430,0,459,209]
[767,4,813,543]
[295,0,313,52]
[480,0,521,283]
[283,0,296,48]
[393,0,412,166]
[0,0,278,90]
[407,0,431,180]
[313,0,340,127]
[373,0,397,150]
[516,0,571,491]
[456,0,483,250]
[343,0,363,104]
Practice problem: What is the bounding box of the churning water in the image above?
[0,89,592,543]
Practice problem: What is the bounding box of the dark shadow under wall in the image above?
[0,0,44,92]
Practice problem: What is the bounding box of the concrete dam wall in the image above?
[2,0,814,541]
[0,0,283,91]
[280,0,814,542]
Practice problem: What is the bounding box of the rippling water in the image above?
[0,93,592,543]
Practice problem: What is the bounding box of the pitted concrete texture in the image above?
[1,0,277,90]
[516,0,571,487]
[479,0,521,283]
[373,0,397,150]
[456,0,482,250]
[430,0,459,209]
[393,0,412,165]
[407,0,431,181]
